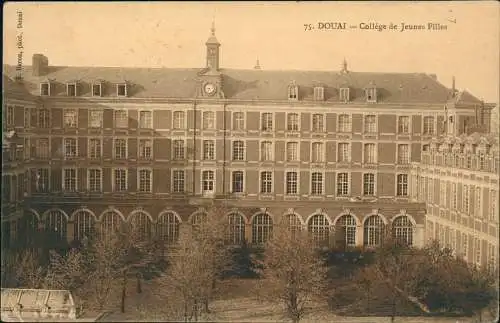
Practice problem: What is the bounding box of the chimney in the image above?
[32,54,49,77]
[254,58,261,70]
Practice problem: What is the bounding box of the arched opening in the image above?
[44,210,67,246]
[227,213,245,245]
[100,210,123,240]
[283,213,303,238]
[251,213,273,244]
[335,214,357,249]
[190,212,207,238]
[129,211,152,241]
[19,211,39,248]
[363,215,385,247]
[157,212,180,244]
[307,214,330,247]
[392,216,414,246]
[73,210,96,243]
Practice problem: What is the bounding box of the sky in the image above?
[3,2,499,104]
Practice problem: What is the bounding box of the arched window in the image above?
[20,211,39,248]
[129,211,152,241]
[100,210,123,239]
[392,216,414,246]
[335,214,357,248]
[228,213,245,245]
[157,212,180,244]
[73,210,96,242]
[308,214,331,247]
[252,213,273,244]
[191,212,207,237]
[44,210,67,242]
[283,213,302,237]
[363,215,384,247]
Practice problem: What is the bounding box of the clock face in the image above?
[204,83,216,95]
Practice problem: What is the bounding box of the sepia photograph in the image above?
[2,1,499,322]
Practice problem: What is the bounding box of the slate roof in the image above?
[2,64,483,104]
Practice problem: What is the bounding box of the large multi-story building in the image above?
[1,24,494,250]
[410,133,499,269]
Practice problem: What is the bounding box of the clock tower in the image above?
[206,20,220,70]
[196,21,224,98]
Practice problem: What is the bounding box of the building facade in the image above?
[410,133,499,269]
[2,24,494,250]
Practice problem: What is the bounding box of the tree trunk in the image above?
[390,295,396,323]
[136,273,142,294]
[121,271,128,313]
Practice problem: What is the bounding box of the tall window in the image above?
[92,83,102,97]
[138,169,152,193]
[423,116,434,135]
[139,111,152,128]
[287,113,299,131]
[490,190,498,221]
[232,171,244,193]
[172,170,185,193]
[288,85,298,100]
[228,213,245,245]
[340,88,350,102]
[173,140,185,160]
[260,171,272,194]
[38,109,50,128]
[261,141,273,161]
[114,110,128,128]
[203,140,215,160]
[397,144,409,164]
[312,114,324,132]
[24,107,31,128]
[100,211,123,239]
[6,106,14,126]
[397,174,408,196]
[232,141,245,161]
[464,184,470,214]
[202,170,215,194]
[129,212,152,241]
[308,214,330,246]
[139,139,152,159]
[64,109,78,128]
[63,168,77,192]
[252,213,273,244]
[173,111,185,129]
[313,86,324,101]
[73,210,95,242]
[64,138,77,158]
[338,143,350,162]
[287,142,298,161]
[89,138,101,159]
[286,171,298,195]
[364,143,376,163]
[88,169,102,192]
[336,214,356,247]
[157,212,180,244]
[392,216,413,246]
[337,173,349,196]
[36,138,49,159]
[261,113,273,131]
[114,169,127,192]
[203,111,215,129]
[338,114,351,132]
[475,187,482,218]
[364,115,376,133]
[398,116,410,134]
[232,112,244,130]
[89,110,103,128]
[114,139,127,159]
[309,142,323,163]
[44,210,67,242]
[364,215,384,247]
[34,168,49,192]
[363,173,375,196]
[311,172,323,195]
[451,183,457,210]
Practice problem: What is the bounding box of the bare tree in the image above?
[255,225,329,323]
[12,249,46,289]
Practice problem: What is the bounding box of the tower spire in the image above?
[341,57,348,73]
[211,17,216,36]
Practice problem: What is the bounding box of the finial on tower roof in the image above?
[211,17,216,36]
[341,57,348,73]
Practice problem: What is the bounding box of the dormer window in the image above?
[66,83,77,97]
[92,83,102,97]
[117,83,128,97]
[313,86,324,101]
[288,82,298,101]
[40,82,50,96]
[339,87,350,102]
[365,87,377,103]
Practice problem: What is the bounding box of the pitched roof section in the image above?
[3,64,458,103]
